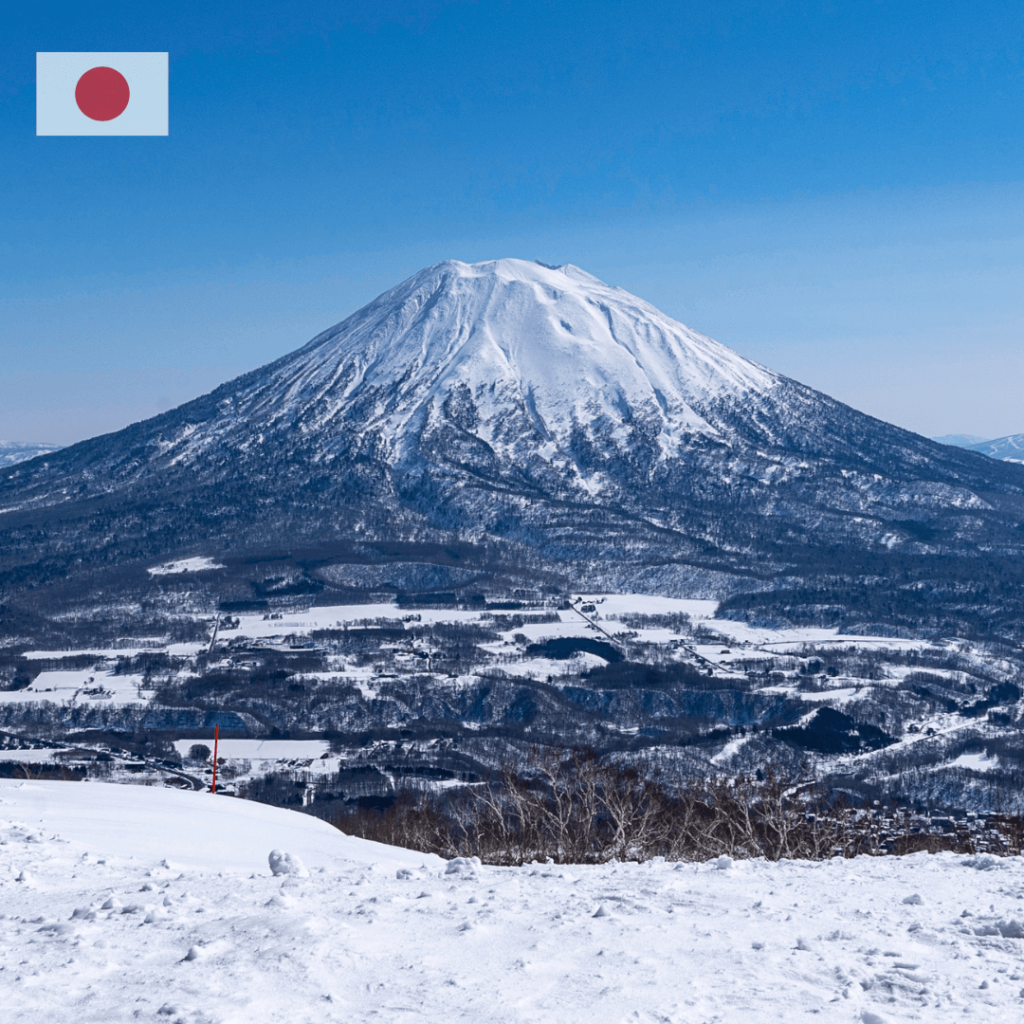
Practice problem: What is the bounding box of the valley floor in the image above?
[2,780,1023,1023]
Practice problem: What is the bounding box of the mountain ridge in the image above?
[932,432,1024,464]
[967,433,1024,463]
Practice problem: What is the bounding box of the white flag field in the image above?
[37,52,168,136]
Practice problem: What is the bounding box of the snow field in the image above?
[172,739,332,764]
[0,667,150,706]
[3,781,1024,1022]
[4,593,952,708]
[148,557,227,576]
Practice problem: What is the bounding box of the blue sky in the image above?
[2,0,1023,445]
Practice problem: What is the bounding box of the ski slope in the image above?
[3,780,1024,1022]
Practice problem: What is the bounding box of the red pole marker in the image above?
[211,724,220,794]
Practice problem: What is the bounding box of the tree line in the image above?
[326,749,1024,865]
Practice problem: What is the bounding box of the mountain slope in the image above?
[967,433,1024,463]
[932,433,1024,464]
[2,259,1024,630]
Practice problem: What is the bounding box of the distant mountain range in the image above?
[931,434,990,448]
[0,440,61,469]
[933,433,1024,464]
[4,259,1024,640]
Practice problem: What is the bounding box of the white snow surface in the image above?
[4,781,1024,1022]
[0,780,431,874]
[172,739,331,762]
[193,259,781,466]
[149,557,227,576]
[948,752,999,772]
[0,667,149,705]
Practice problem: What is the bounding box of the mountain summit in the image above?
[240,258,779,468]
[3,259,1024,627]
[49,258,780,492]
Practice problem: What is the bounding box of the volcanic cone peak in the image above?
[226,258,782,462]
[3,256,1023,607]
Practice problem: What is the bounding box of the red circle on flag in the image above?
[75,67,130,121]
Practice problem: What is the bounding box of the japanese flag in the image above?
[37,52,168,136]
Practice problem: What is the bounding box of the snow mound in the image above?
[445,855,483,876]
[0,779,440,872]
[268,849,308,877]
[964,853,1004,871]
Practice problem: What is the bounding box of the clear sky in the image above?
[2,1,1023,446]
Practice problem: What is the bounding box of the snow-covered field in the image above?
[3,780,1024,1022]
[0,666,150,706]
[4,592,1012,796]
[1,594,958,711]
[171,739,331,763]
[148,557,226,576]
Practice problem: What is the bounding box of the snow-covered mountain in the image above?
[3,258,1024,620]
[933,433,1024,465]
[161,258,780,475]
[932,434,990,448]
[967,434,1024,464]
[0,440,61,468]
[5,258,788,497]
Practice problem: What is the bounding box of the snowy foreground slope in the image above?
[3,782,1024,1023]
